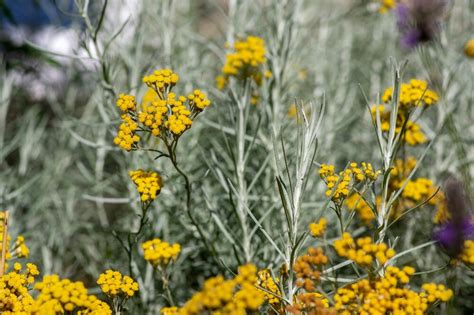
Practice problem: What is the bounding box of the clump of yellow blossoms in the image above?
[334,233,396,266]
[334,266,452,314]
[129,170,162,203]
[459,240,474,265]
[143,69,179,92]
[178,264,265,315]
[345,194,381,226]
[309,218,327,238]
[382,79,439,109]
[97,270,139,298]
[142,238,181,268]
[391,157,446,221]
[378,0,396,13]
[346,157,446,225]
[287,292,334,315]
[0,263,39,313]
[371,105,427,146]
[372,79,439,146]
[294,247,328,292]
[464,38,474,58]
[1,212,29,272]
[116,94,137,112]
[114,69,211,151]
[319,162,380,204]
[257,269,281,305]
[114,114,140,151]
[216,36,270,91]
[34,274,111,314]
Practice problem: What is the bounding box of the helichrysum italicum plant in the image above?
[2,0,474,313]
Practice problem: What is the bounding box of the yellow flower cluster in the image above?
[378,0,397,13]
[465,39,474,58]
[402,178,436,201]
[33,274,111,314]
[334,266,452,314]
[404,121,427,145]
[345,193,380,225]
[97,270,139,298]
[0,213,30,271]
[390,157,445,220]
[342,157,444,223]
[432,199,449,224]
[421,283,454,303]
[0,263,39,313]
[287,293,334,315]
[113,114,140,151]
[179,264,265,315]
[129,170,162,203]
[142,238,181,267]
[114,69,211,151]
[459,240,474,265]
[139,89,210,137]
[382,79,439,109]
[139,95,168,136]
[116,94,137,112]
[334,233,396,266]
[143,69,180,93]
[319,165,350,202]
[371,105,427,146]
[188,89,212,112]
[309,218,327,238]
[164,93,193,135]
[294,247,328,292]
[373,79,438,147]
[257,269,281,305]
[319,162,380,204]
[343,156,445,225]
[216,36,269,90]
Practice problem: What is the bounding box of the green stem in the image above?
[166,142,223,269]
[159,267,176,306]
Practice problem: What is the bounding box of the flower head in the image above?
[97,270,139,298]
[309,218,327,238]
[178,263,265,315]
[142,238,181,268]
[129,170,162,203]
[114,69,211,151]
[33,274,111,314]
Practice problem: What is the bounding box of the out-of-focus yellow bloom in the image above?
[178,264,265,315]
[334,233,395,266]
[142,238,181,267]
[217,36,269,105]
[464,39,474,58]
[334,266,451,313]
[309,218,327,238]
[379,0,397,14]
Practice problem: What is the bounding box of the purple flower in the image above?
[434,220,474,257]
[395,0,448,49]
[433,177,474,258]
